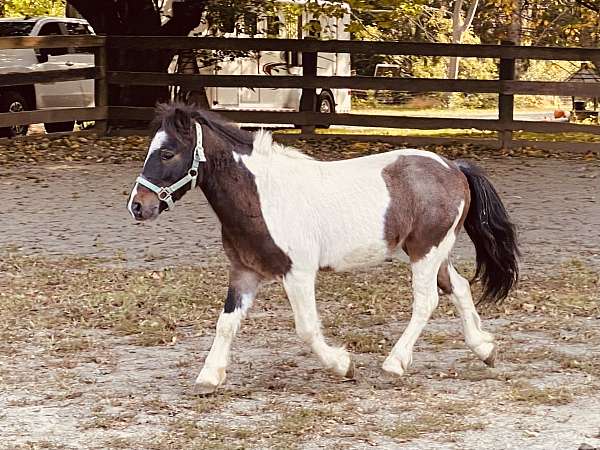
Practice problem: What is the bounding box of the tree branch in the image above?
[575,0,600,13]
[460,0,480,34]
[160,0,206,36]
[67,0,161,34]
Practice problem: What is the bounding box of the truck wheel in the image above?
[45,121,75,133]
[317,91,335,129]
[0,91,30,138]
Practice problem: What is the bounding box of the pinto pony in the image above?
[127,104,519,394]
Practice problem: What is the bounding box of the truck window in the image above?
[64,22,94,53]
[38,22,67,62]
[39,22,63,36]
[64,22,92,35]
[0,22,35,36]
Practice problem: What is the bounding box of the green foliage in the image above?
[514,60,577,108]
[1,0,65,17]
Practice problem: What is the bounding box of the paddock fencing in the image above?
[2,35,600,153]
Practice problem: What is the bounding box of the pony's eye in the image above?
[160,150,175,161]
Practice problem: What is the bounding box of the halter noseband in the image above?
[135,121,206,210]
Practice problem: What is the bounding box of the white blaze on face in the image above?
[127,130,169,218]
[145,130,169,165]
[127,183,139,219]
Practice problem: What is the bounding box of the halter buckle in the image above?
[157,189,171,201]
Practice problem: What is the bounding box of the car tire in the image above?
[0,90,30,138]
[45,121,75,134]
[316,91,335,129]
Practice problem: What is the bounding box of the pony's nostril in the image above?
[131,201,142,216]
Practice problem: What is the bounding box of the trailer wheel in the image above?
[0,90,30,138]
[317,91,335,129]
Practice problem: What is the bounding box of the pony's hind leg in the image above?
[283,269,354,378]
[383,200,467,377]
[441,262,497,366]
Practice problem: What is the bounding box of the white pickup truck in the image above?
[0,17,95,137]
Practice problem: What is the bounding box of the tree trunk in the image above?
[447,0,479,79]
[507,0,522,44]
[507,0,525,78]
[67,0,206,112]
[65,4,82,18]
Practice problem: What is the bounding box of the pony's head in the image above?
[127,104,255,221]
[127,105,207,221]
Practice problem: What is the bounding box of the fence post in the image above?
[94,39,109,135]
[300,51,317,134]
[498,40,516,150]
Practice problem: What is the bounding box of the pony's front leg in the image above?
[194,268,260,394]
[283,269,354,378]
[383,251,443,376]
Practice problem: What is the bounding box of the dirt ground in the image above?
[0,156,598,271]
[0,139,599,450]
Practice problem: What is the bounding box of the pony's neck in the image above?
[199,146,263,233]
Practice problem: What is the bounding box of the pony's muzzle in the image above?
[129,186,160,221]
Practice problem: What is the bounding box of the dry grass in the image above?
[384,400,485,441]
[1,250,598,359]
[1,250,600,449]
[558,355,600,377]
[145,404,348,449]
[508,380,574,406]
[0,250,229,349]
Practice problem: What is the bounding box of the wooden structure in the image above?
[566,63,600,123]
[2,35,600,152]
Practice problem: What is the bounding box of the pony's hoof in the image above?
[483,344,498,368]
[194,367,225,395]
[344,359,356,379]
[382,356,405,377]
[329,348,353,378]
[193,381,219,396]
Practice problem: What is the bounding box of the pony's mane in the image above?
[154,103,254,151]
[252,129,313,160]
[154,102,312,160]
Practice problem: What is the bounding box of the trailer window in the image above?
[307,19,321,38]
[266,16,280,37]
[243,12,257,36]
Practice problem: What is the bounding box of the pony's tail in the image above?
[456,160,520,304]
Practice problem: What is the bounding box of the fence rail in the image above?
[1,35,599,152]
[105,36,600,61]
[106,71,600,97]
[0,36,106,133]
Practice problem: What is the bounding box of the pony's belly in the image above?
[322,239,390,272]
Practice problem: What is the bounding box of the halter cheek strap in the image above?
[135,121,206,210]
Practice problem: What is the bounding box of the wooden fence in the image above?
[2,35,600,151]
[0,36,107,133]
